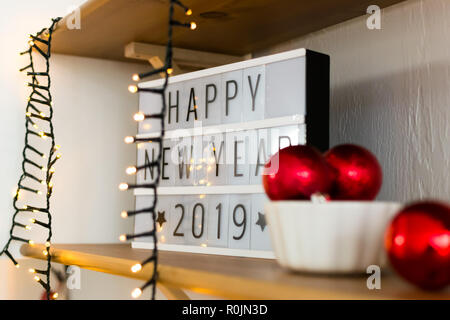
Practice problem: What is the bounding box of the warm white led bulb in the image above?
[131,288,142,299]
[29,268,36,273]
[131,264,142,273]
[34,276,40,282]
[167,68,173,75]
[126,166,137,175]
[185,8,192,16]
[28,240,35,245]
[133,112,145,122]
[119,183,129,191]
[121,211,128,219]
[124,136,135,144]
[132,74,140,82]
[190,22,197,30]
[119,234,127,242]
[128,85,138,93]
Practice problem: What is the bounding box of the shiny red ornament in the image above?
[324,144,382,200]
[385,201,450,290]
[262,145,333,200]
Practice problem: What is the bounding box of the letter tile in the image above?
[250,194,272,251]
[228,194,251,249]
[243,66,265,121]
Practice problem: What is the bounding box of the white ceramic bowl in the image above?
[265,201,402,274]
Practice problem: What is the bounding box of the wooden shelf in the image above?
[50,0,406,63]
[21,244,450,300]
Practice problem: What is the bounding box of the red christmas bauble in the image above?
[324,144,382,200]
[385,201,450,290]
[262,145,333,200]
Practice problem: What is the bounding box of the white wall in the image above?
[50,55,142,244]
[0,0,149,299]
[257,0,450,203]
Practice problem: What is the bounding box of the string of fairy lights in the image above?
[0,18,62,300]
[118,0,196,299]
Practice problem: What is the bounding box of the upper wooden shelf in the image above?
[21,244,450,300]
[51,0,406,63]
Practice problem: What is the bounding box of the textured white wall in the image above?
[257,0,450,203]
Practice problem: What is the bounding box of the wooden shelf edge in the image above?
[43,0,409,62]
[21,243,152,281]
[20,244,450,300]
[53,0,110,34]
[19,244,368,299]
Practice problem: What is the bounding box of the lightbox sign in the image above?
[132,48,329,258]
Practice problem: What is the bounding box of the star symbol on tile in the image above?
[156,211,167,228]
[255,212,267,232]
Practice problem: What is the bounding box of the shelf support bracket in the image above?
[125,42,245,77]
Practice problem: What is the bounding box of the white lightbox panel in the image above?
[133,48,329,258]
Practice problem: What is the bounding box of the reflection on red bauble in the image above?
[262,145,333,200]
[385,201,450,290]
[324,144,382,200]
